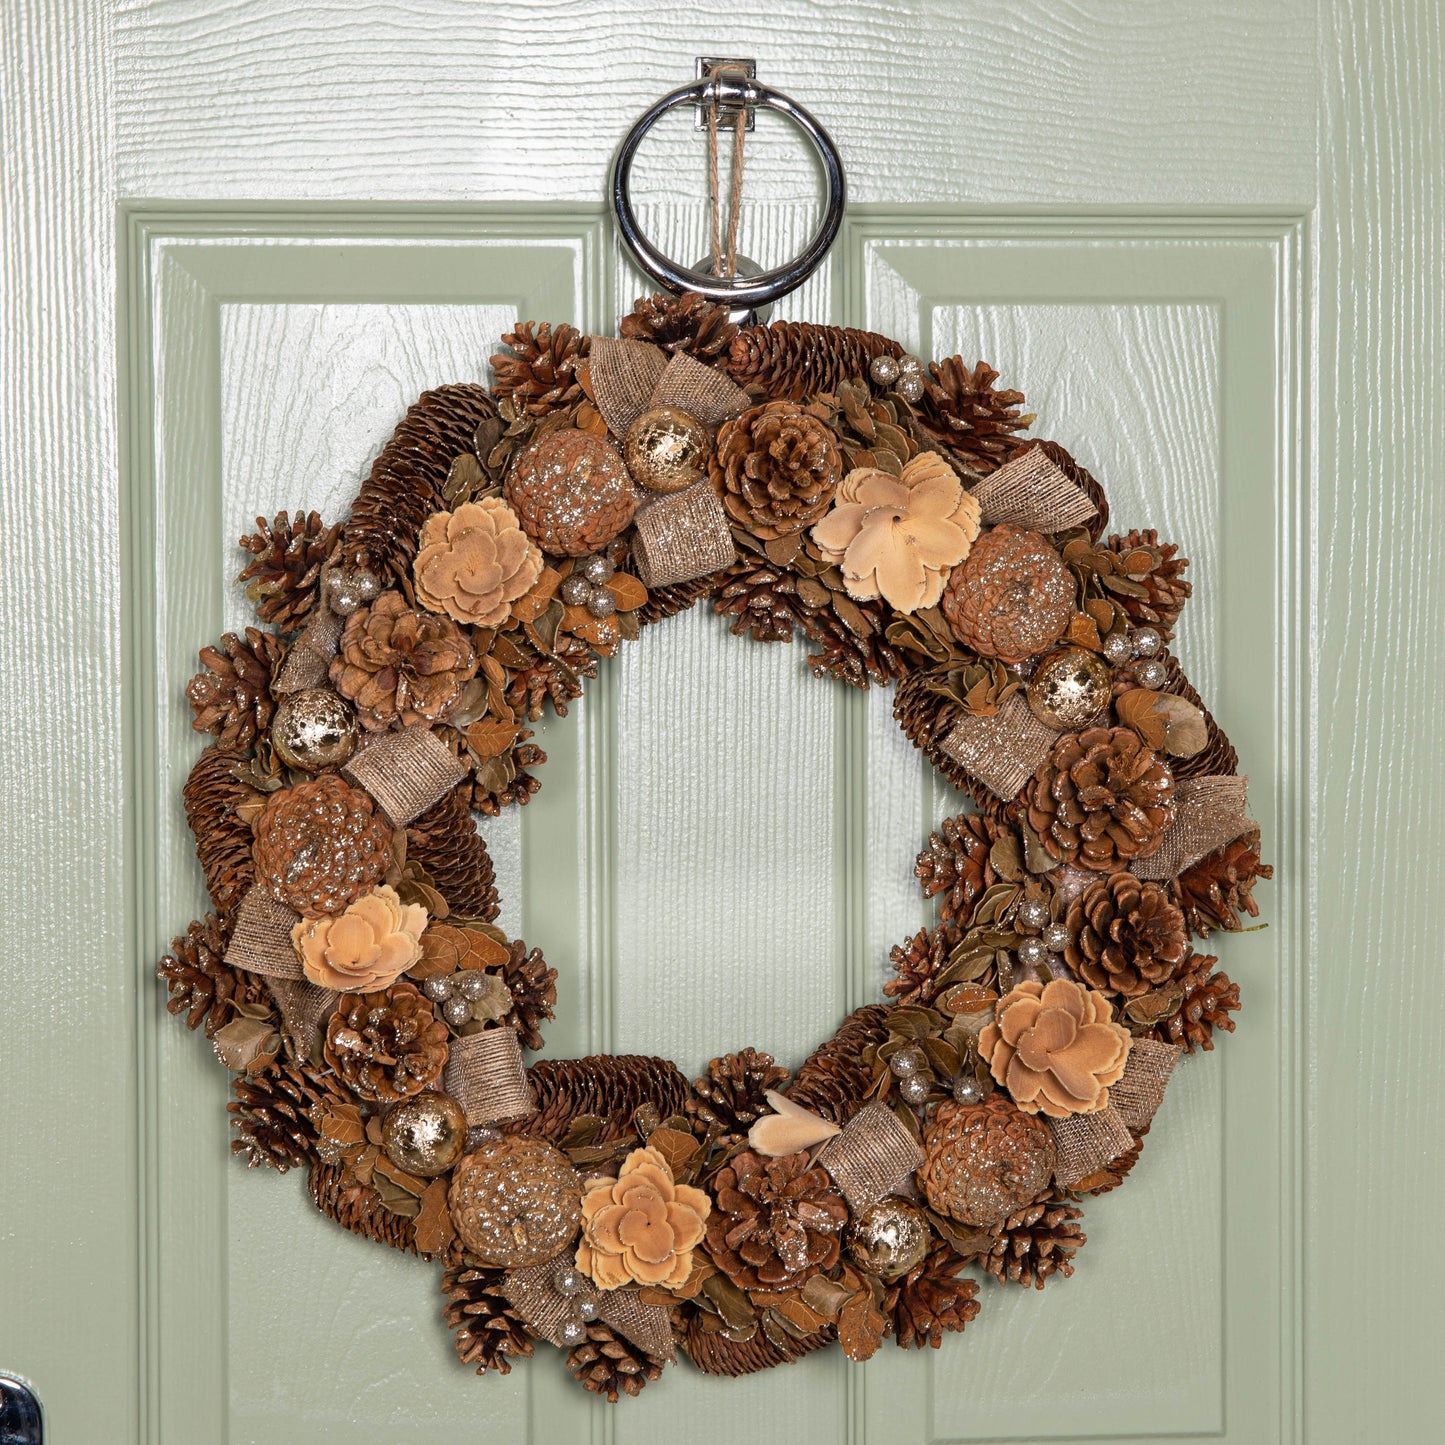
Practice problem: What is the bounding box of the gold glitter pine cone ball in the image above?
[623,406,710,493]
[504,428,637,557]
[846,1196,931,1279]
[1027,647,1113,730]
[381,1090,468,1177]
[270,687,359,772]
[920,1096,1057,1230]
[448,1135,584,1267]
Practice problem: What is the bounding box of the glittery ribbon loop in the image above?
[968,445,1099,533]
[1133,774,1252,881]
[631,481,738,589]
[265,975,338,1060]
[587,337,670,439]
[442,1028,536,1126]
[341,722,469,827]
[938,692,1062,800]
[817,1102,925,1214]
[1047,1106,1135,1188]
[499,1259,676,1361]
[1108,1037,1183,1132]
[273,593,345,695]
[651,350,751,428]
[224,884,305,979]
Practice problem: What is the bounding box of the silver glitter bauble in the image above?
[421,975,454,1002]
[898,353,924,376]
[1017,936,1049,968]
[581,554,615,586]
[553,1264,584,1295]
[1016,897,1050,932]
[1132,626,1163,658]
[448,1137,583,1267]
[623,406,710,494]
[898,1072,932,1105]
[1042,923,1073,953]
[1101,632,1133,665]
[442,996,473,1027]
[557,1318,587,1345]
[845,1198,931,1279]
[576,1297,599,1322]
[869,354,901,386]
[380,1091,468,1177]
[1027,647,1112,730]
[890,1045,926,1077]
[560,574,591,606]
[1136,658,1168,690]
[952,1075,983,1105]
[586,589,617,618]
[456,971,489,1002]
[895,372,925,404]
[269,688,359,772]
[326,568,374,616]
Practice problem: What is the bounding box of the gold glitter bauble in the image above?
[448,1136,583,1266]
[504,429,636,557]
[1026,647,1112,730]
[381,1090,468,1177]
[622,406,710,494]
[845,1197,930,1279]
[920,1097,1056,1230]
[270,687,358,771]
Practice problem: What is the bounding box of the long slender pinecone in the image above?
[1175,833,1272,936]
[1155,962,1239,1053]
[510,1055,693,1144]
[567,1319,666,1400]
[228,1057,335,1170]
[786,1005,890,1124]
[491,321,588,416]
[405,787,500,921]
[308,1159,417,1254]
[157,912,266,1036]
[687,1048,791,1140]
[636,571,724,625]
[619,291,738,363]
[983,1199,1085,1289]
[341,384,500,589]
[884,1242,982,1349]
[915,357,1033,473]
[441,1258,536,1375]
[726,321,904,400]
[1106,528,1192,635]
[915,812,1001,924]
[183,744,262,920]
[1036,441,1109,542]
[237,510,340,633]
[498,939,557,1051]
[185,627,285,750]
[683,1316,832,1376]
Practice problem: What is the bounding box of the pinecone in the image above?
[713,558,815,643]
[228,1057,335,1170]
[1025,726,1176,873]
[252,774,393,916]
[915,358,1033,473]
[1064,1125,1147,1196]
[491,321,589,416]
[941,524,1075,663]
[725,321,903,400]
[405,787,500,921]
[800,593,907,689]
[786,1004,891,1124]
[441,1258,536,1375]
[309,1158,418,1254]
[634,572,723,626]
[1155,961,1239,1053]
[1105,529,1192,636]
[894,673,1013,820]
[470,736,548,816]
[1063,873,1191,997]
[157,912,267,1036]
[884,1242,982,1349]
[503,428,636,557]
[805,381,920,473]
[885,922,965,1005]
[183,744,262,919]
[237,510,341,633]
[330,590,478,731]
[915,812,1001,924]
[920,1097,1057,1230]
[683,1315,832,1376]
[1036,441,1109,542]
[704,1149,848,1291]
[512,1055,692,1144]
[497,939,557,1051]
[323,983,449,1102]
[1175,833,1272,936]
[687,1048,791,1140]
[185,628,284,750]
[711,400,841,540]
[341,384,501,589]
[503,633,598,720]
[567,1318,665,1401]
[620,291,738,363]
[983,1198,1085,1288]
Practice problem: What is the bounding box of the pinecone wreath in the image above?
[163,298,1264,1399]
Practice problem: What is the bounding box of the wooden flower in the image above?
[810,452,981,613]
[291,884,428,991]
[413,499,544,627]
[575,1145,711,1290]
[978,978,1131,1118]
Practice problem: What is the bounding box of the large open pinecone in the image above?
[726,320,903,400]
[185,627,284,750]
[1026,726,1176,872]
[683,1314,832,1376]
[915,812,1001,924]
[567,1319,666,1401]
[512,1054,692,1144]
[491,320,588,416]
[324,983,449,1102]
[941,523,1075,663]
[885,922,965,1005]
[1105,528,1192,636]
[915,357,1033,473]
[687,1047,791,1141]
[228,1057,335,1170]
[983,1198,1085,1289]
[237,510,340,633]
[619,291,738,363]
[1063,873,1190,997]
[157,912,267,1037]
[309,1159,418,1254]
[920,1097,1057,1229]
[1155,961,1239,1053]
[786,1004,891,1123]
[884,1242,982,1349]
[405,787,500,921]
[183,744,262,920]
[441,1258,536,1375]
[704,1149,848,1291]
[711,400,841,540]
[1174,834,1272,936]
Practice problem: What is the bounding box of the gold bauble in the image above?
[270,687,358,771]
[1026,647,1112,730]
[380,1090,468,1177]
[448,1136,582,1267]
[845,1197,931,1279]
[622,406,710,494]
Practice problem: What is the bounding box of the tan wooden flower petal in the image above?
[747,1089,843,1156]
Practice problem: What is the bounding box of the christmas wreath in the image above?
[161,293,1270,1399]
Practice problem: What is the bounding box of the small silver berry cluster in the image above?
[421,971,498,1029]
[1101,624,1166,688]
[324,566,381,617]
[1014,896,1074,974]
[559,555,619,617]
[868,351,927,404]
[550,1263,600,1345]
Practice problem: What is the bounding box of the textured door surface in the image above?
[2,5,1441,1445]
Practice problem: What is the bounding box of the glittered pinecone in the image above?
[884,1242,982,1350]
[503,632,598,721]
[228,1057,335,1170]
[915,812,1001,924]
[1036,441,1109,541]
[620,291,738,363]
[800,591,907,689]
[704,1149,848,1291]
[1105,529,1192,636]
[330,590,478,731]
[713,558,816,643]
[1155,961,1239,1053]
[496,939,557,1051]
[1025,726,1176,873]
[324,983,449,1102]
[941,523,1075,663]
[237,510,341,633]
[442,1258,536,1375]
[157,912,267,1037]
[983,1198,1085,1288]
[448,1136,582,1266]
[252,773,393,916]
[516,1055,692,1145]
[712,400,841,540]
[405,787,500,921]
[786,1004,891,1124]
[687,1047,791,1140]
[915,357,1033,473]
[920,1097,1057,1230]
[309,1158,418,1255]
[1175,834,1272,936]
[683,1315,832,1376]
[1064,873,1190,997]
[885,922,964,1005]
[491,321,588,417]
[635,572,721,626]
[567,1319,666,1401]
[185,627,285,750]
[726,320,903,401]
[184,744,262,919]
[504,428,636,557]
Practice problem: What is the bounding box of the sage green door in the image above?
[2,3,1440,1442]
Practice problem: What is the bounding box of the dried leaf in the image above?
[511,567,561,624]
[212,1016,279,1072]
[414,1178,455,1255]
[837,1289,887,1362]
[1115,688,1168,750]
[606,572,648,611]
[464,717,521,761]
[989,831,1026,882]
[1123,984,1187,1029]
[646,1125,701,1176]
